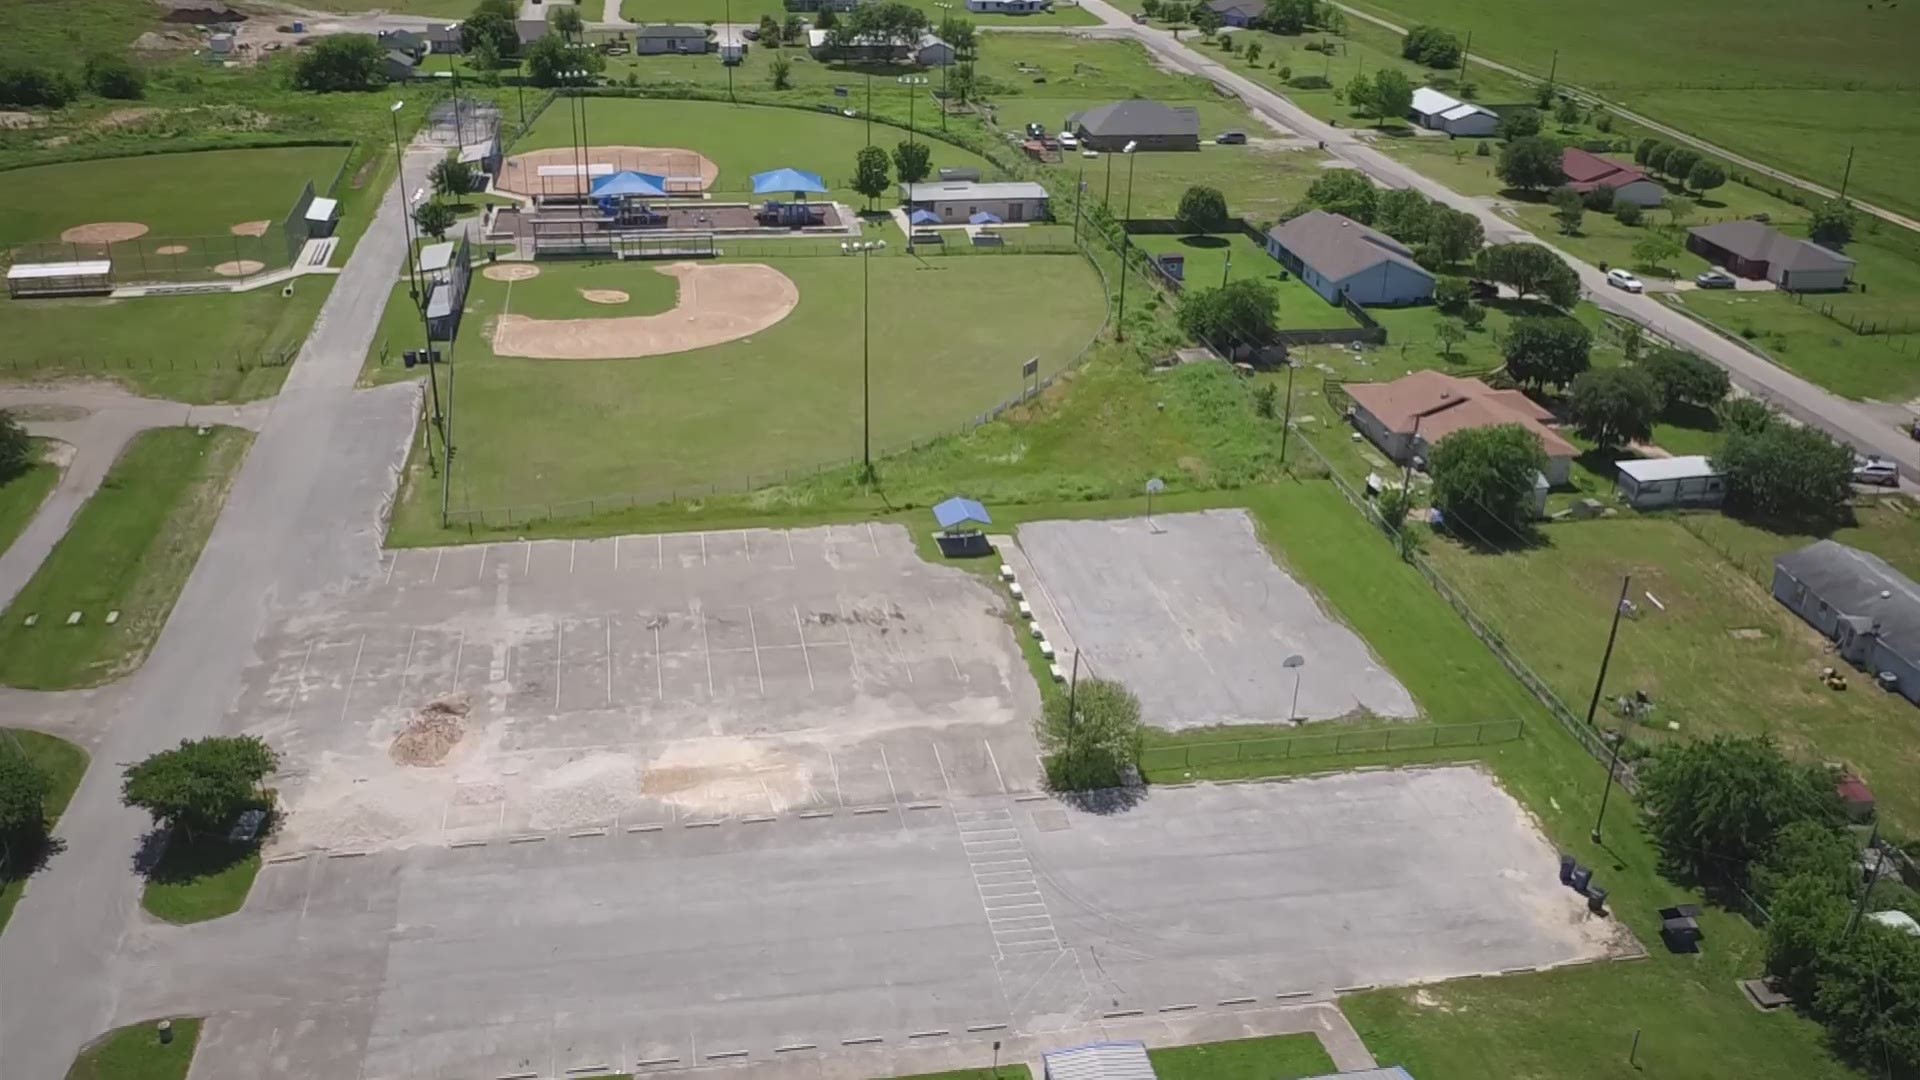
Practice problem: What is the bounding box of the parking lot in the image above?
[235,524,1043,852]
[1015,510,1418,729]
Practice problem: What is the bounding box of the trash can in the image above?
[1571,866,1593,893]
[1559,854,1576,885]
[1587,886,1609,914]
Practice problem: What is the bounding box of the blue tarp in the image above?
[590,170,668,197]
[751,167,828,195]
[968,210,1003,225]
[933,496,991,530]
[908,208,942,226]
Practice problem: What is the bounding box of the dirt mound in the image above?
[230,219,271,237]
[580,289,629,305]
[483,263,541,282]
[61,221,148,244]
[390,694,470,767]
[213,259,265,277]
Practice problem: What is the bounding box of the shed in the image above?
[303,195,341,238]
[383,48,420,82]
[902,180,1050,224]
[1042,1040,1157,1080]
[459,136,503,183]
[1408,87,1498,137]
[6,260,113,298]
[1614,455,1723,509]
[1836,773,1876,821]
[419,241,456,279]
[1772,540,1920,705]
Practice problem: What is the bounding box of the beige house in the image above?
[1344,370,1577,486]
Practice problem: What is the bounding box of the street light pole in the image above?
[391,101,421,304]
[1073,151,1087,244]
[1587,575,1632,844]
[849,238,886,481]
[1114,141,1137,342]
[725,0,735,103]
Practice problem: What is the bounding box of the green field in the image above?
[0,427,252,689]
[397,252,1106,533]
[141,832,263,924]
[0,0,157,67]
[1343,0,1920,221]
[0,146,350,246]
[620,0,1097,21]
[0,729,89,935]
[63,1018,201,1080]
[1130,231,1361,330]
[1148,1034,1337,1079]
[0,441,61,559]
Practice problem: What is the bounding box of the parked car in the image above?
[1026,122,1047,139]
[1215,130,1247,144]
[1695,269,1736,289]
[1854,456,1900,487]
[1606,268,1644,293]
[1059,131,1079,149]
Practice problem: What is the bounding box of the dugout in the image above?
[7,260,113,298]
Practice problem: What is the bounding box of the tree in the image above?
[1501,315,1592,389]
[1809,199,1854,246]
[1753,819,1861,904]
[462,9,519,57]
[1661,195,1693,228]
[1633,137,1659,165]
[1662,147,1700,183]
[1178,278,1280,346]
[1242,40,1261,63]
[1366,68,1413,126]
[1175,185,1230,234]
[1374,188,1431,244]
[758,14,782,44]
[0,64,79,108]
[1433,275,1471,312]
[1813,927,1920,1074]
[1190,4,1222,34]
[1553,95,1581,129]
[1716,421,1856,527]
[852,145,891,209]
[415,200,456,240]
[1638,347,1729,409]
[1630,231,1680,274]
[0,410,29,481]
[1459,301,1486,329]
[551,3,585,37]
[1719,396,1777,437]
[846,0,931,46]
[1764,872,1852,999]
[469,36,502,78]
[783,14,804,42]
[1496,136,1564,191]
[1475,243,1579,308]
[1578,183,1615,212]
[1343,71,1378,120]
[1639,734,1841,881]
[1141,0,1162,16]
[1304,168,1377,223]
[122,735,280,839]
[0,749,50,873]
[1429,424,1548,540]
[524,34,600,86]
[1549,185,1584,235]
[769,54,793,90]
[815,5,838,28]
[1644,141,1673,174]
[1258,0,1315,33]
[84,53,144,100]
[430,157,476,202]
[1426,207,1484,267]
[892,140,932,185]
[1688,159,1727,196]
[292,34,388,92]
[1613,201,1643,227]
[1434,319,1467,359]
[1497,106,1541,140]
[1035,678,1145,791]
[1400,24,1461,68]
[1568,366,1658,446]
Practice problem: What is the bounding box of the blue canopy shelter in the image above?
[751,167,828,197]
[909,208,942,226]
[933,497,994,557]
[591,170,669,197]
[968,210,1003,225]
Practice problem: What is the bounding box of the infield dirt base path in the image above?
[498,145,720,197]
[491,262,799,360]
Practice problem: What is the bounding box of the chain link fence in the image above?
[1140,719,1524,774]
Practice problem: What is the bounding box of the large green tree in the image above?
[1374,188,1432,245]
[852,144,892,209]
[1036,678,1145,791]
[1429,425,1548,541]
[1716,421,1856,527]
[0,410,29,481]
[892,140,932,185]
[1501,315,1592,389]
[1809,199,1854,246]
[430,157,476,202]
[1764,872,1852,999]
[0,750,51,874]
[292,34,388,92]
[1178,278,1280,347]
[1496,136,1564,191]
[463,0,520,57]
[414,200,456,240]
[122,735,280,840]
[1497,106,1542,140]
[1425,207,1484,268]
[1303,168,1378,223]
[1637,347,1729,410]
[1813,928,1920,1074]
[1568,366,1658,447]
[1367,68,1414,126]
[1638,734,1840,882]
[1176,185,1230,234]
[1400,24,1461,67]
[1474,242,1579,308]
[1549,184,1584,234]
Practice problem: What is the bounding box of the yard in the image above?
[0,426,253,689]
[0,729,89,935]
[1129,231,1361,330]
[1667,289,1920,404]
[1147,1033,1337,1079]
[62,1018,201,1080]
[0,440,61,560]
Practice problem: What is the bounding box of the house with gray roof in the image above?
[1063,101,1200,152]
[1687,221,1855,292]
[1265,208,1435,306]
[1773,539,1920,705]
[634,24,710,53]
[1204,0,1267,27]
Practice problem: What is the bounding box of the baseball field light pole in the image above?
[1114,140,1138,343]
[899,75,928,146]
[934,1,952,132]
[391,101,422,305]
[724,0,736,103]
[847,238,887,482]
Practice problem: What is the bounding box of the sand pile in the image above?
[390,694,470,766]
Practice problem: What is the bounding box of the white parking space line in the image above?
[700,606,715,697]
[837,599,864,682]
[867,522,880,555]
[451,631,466,691]
[932,741,954,796]
[653,623,664,700]
[554,619,564,710]
[613,536,620,570]
[282,640,315,722]
[431,549,443,584]
[384,553,398,585]
[701,532,708,565]
[397,628,418,706]
[984,740,1007,794]
[657,534,664,569]
[785,530,795,565]
[476,546,488,582]
[524,540,532,576]
[337,635,367,724]
[880,745,899,805]
[794,607,815,690]
[747,607,765,694]
[604,617,613,707]
[829,750,844,807]
[570,540,577,574]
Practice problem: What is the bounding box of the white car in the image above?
[1606,268,1644,293]
[1059,132,1079,150]
[1854,456,1900,487]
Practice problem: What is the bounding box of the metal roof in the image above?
[1775,540,1920,665]
[1042,1040,1157,1080]
[1616,455,1718,483]
[1411,87,1493,119]
[305,196,339,222]
[636,23,708,37]
[8,260,112,279]
[418,242,456,272]
[902,180,1049,202]
[933,496,991,529]
[425,281,454,320]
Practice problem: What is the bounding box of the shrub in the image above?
[1613,201,1643,226]
[1401,24,1462,68]
[1496,106,1541,140]
[1716,421,1856,527]
[292,34,388,92]
[1580,184,1615,212]
[1429,424,1548,541]
[1568,366,1659,447]
[0,410,29,481]
[1176,185,1230,234]
[1474,140,1490,157]
[1036,678,1144,791]
[84,53,144,99]
[0,63,79,107]
[1434,275,1471,312]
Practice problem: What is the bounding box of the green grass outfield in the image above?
[0,729,89,935]
[0,426,253,689]
[0,146,350,247]
[63,1018,201,1080]
[0,441,61,560]
[396,251,1106,533]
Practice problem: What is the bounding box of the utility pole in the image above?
[1396,413,1421,556]
[1073,152,1087,244]
[866,71,873,146]
[1221,248,1232,289]
[725,0,735,103]
[1114,142,1138,342]
[1547,49,1559,92]
[1587,575,1632,844]
[1459,29,1472,89]
[1278,357,1296,463]
[1064,650,1082,777]
[1839,145,1856,201]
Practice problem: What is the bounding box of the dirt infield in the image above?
[580,289,629,305]
[482,263,541,282]
[492,262,798,360]
[230,219,272,237]
[213,259,266,277]
[498,145,721,198]
[60,221,149,244]
[155,244,190,255]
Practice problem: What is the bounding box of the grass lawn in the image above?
[0,0,157,66]
[0,281,329,403]
[141,831,263,924]
[888,1068,1032,1080]
[620,0,1096,21]
[399,252,1106,533]
[63,1017,202,1080]
[0,146,350,246]
[0,427,252,689]
[0,729,90,935]
[1148,1034,1336,1079]
[1679,496,1920,584]
[1129,232,1361,330]
[1666,289,1920,404]
[0,440,61,559]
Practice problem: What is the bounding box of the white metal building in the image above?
[1409,87,1499,137]
[1615,455,1725,509]
[1042,1041,1157,1080]
[900,180,1051,223]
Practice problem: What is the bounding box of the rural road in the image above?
[0,141,443,1079]
[1058,0,1920,480]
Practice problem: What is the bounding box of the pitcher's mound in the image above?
[580,288,629,305]
[492,262,799,361]
[61,221,148,244]
[483,263,541,282]
[230,219,272,237]
[213,259,265,277]
[155,244,190,255]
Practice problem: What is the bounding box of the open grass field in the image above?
[396,251,1106,532]
[0,441,61,560]
[0,0,155,67]
[1680,496,1920,584]
[0,282,329,403]
[0,427,252,689]
[0,729,89,935]
[0,146,350,247]
[1342,0,1920,221]
[62,1018,201,1080]
[1148,1033,1337,1079]
[619,0,1097,22]
[1667,289,1920,404]
[1130,231,1361,330]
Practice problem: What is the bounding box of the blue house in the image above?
[1265,208,1436,307]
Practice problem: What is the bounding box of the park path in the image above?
[1058,0,1920,481]
[0,143,444,1080]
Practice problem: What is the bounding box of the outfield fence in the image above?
[2,347,300,376]
[1139,719,1524,773]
